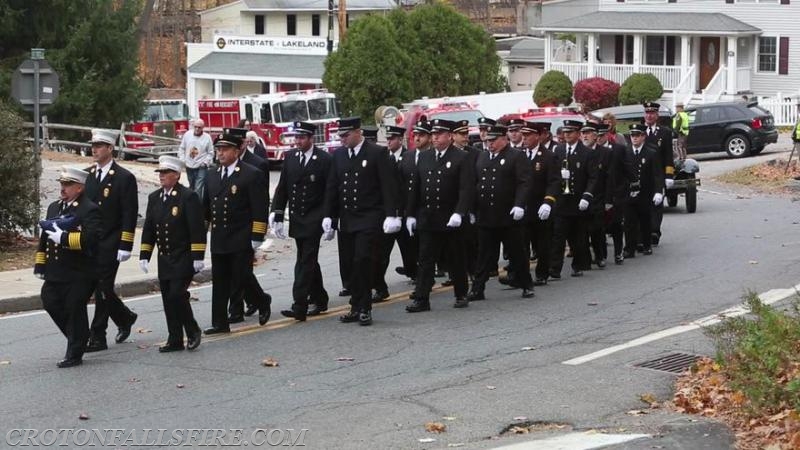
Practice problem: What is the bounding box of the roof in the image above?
[505,38,545,63]
[242,0,396,10]
[188,52,325,80]
[538,11,761,35]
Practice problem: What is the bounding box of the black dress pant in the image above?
[473,225,532,293]
[625,198,652,253]
[43,279,95,360]
[550,215,590,274]
[211,248,266,329]
[651,202,664,240]
[374,232,398,294]
[338,228,381,313]
[292,233,328,312]
[461,221,478,278]
[588,210,607,263]
[90,261,136,341]
[337,232,353,291]
[159,277,199,345]
[524,218,553,281]
[606,204,625,258]
[417,229,468,300]
[397,226,419,279]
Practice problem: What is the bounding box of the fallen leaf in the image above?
[748,260,759,265]
[753,235,762,239]
[587,302,599,306]
[176,384,185,389]
[639,393,659,407]
[136,328,152,334]
[0,360,10,365]
[336,357,355,362]
[418,438,436,443]
[136,344,149,350]
[447,444,465,448]
[261,358,279,367]
[424,422,446,433]
[626,409,649,416]
[442,416,457,421]
[128,377,140,383]
[520,346,536,351]
[486,385,496,390]
[508,426,529,434]
[79,413,89,420]
[513,416,528,421]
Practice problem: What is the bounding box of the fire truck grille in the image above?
[313,127,326,145]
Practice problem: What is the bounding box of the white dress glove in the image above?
[578,199,590,211]
[665,178,674,189]
[251,240,261,250]
[35,273,45,280]
[469,213,476,225]
[139,259,149,274]
[272,221,287,240]
[446,213,462,228]
[45,224,64,245]
[406,217,417,237]
[268,211,276,229]
[382,216,402,234]
[322,229,335,241]
[322,217,333,234]
[193,260,205,273]
[653,193,664,206]
[537,204,551,220]
[117,250,131,262]
[604,203,613,211]
[510,206,525,221]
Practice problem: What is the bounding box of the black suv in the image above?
[685,101,778,158]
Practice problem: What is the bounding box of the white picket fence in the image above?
[756,93,799,126]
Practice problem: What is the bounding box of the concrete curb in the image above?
[0,269,213,315]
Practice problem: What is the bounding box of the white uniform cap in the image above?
[155,155,185,173]
[57,166,89,184]
[89,129,117,145]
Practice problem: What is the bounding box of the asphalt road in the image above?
[5,143,800,449]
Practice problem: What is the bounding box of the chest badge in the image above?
[642,158,646,164]
[362,160,367,168]
[310,174,315,182]
[446,161,451,169]
[103,187,110,198]
[171,206,179,216]
[231,185,238,194]
[576,162,581,169]
[500,158,505,165]
[535,162,542,171]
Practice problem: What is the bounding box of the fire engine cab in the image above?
[398,99,484,150]
[498,106,585,136]
[198,89,341,163]
[124,99,190,156]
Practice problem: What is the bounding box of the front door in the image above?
[699,37,720,90]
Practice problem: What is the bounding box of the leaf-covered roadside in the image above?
[670,294,800,449]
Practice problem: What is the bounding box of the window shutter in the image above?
[666,36,676,65]
[617,0,624,3]
[725,0,733,3]
[668,0,677,3]
[779,37,789,75]
[615,35,624,64]
[781,0,790,5]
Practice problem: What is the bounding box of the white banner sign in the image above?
[213,35,338,56]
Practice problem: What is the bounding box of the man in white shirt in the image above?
[177,118,214,200]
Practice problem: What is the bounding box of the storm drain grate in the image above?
[633,353,704,374]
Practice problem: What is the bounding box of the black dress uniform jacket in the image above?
[204,161,268,253]
[645,125,675,181]
[35,195,103,282]
[272,147,332,238]
[626,143,665,200]
[552,142,598,217]
[474,146,531,228]
[589,145,612,209]
[398,148,418,216]
[407,145,475,231]
[523,146,560,223]
[241,150,271,206]
[324,140,400,233]
[84,161,138,268]
[606,142,631,205]
[140,184,207,280]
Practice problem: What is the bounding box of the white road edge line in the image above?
[562,285,799,366]
[490,431,650,450]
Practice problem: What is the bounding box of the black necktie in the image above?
[59,201,67,215]
[96,169,102,181]
[648,127,654,136]
[300,153,306,167]
[349,148,354,159]
[221,169,228,182]
[162,190,168,202]
[436,152,441,162]
[634,147,640,156]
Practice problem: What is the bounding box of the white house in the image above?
[535,0,800,109]
[186,0,396,117]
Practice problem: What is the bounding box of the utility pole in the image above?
[327,0,334,54]
[338,0,347,42]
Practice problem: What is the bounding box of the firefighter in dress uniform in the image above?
[270,121,332,321]
[642,102,675,246]
[322,117,401,326]
[405,119,475,311]
[623,124,665,258]
[596,123,630,265]
[36,167,103,368]
[582,122,612,268]
[451,119,481,280]
[84,129,139,353]
[203,128,272,334]
[138,156,205,352]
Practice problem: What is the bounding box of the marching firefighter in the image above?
[623,124,664,258]
[642,102,675,245]
[596,123,629,265]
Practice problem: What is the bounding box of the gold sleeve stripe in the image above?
[35,252,46,264]
[141,243,154,252]
[544,196,556,203]
[68,233,82,250]
[665,166,675,175]
[121,231,135,242]
[252,221,268,233]
[191,244,207,251]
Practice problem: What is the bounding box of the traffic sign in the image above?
[11,58,60,112]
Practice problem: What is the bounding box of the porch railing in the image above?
[594,63,635,83]
[702,65,727,103]
[550,62,687,90]
[672,64,697,109]
[736,66,752,93]
[550,62,588,83]
[640,65,683,91]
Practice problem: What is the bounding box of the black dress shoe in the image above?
[651,233,660,246]
[642,248,653,255]
[453,297,469,308]
[244,305,258,317]
[57,358,82,368]
[359,311,373,326]
[85,340,108,353]
[158,343,185,353]
[623,251,636,259]
[466,291,485,301]
[596,259,607,268]
[204,326,230,335]
[372,290,390,303]
[338,289,351,297]
[280,309,307,322]
[615,255,624,265]
[441,279,454,287]
[521,288,535,298]
[571,270,584,277]
[395,266,407,276]
[307,304,327,316]
[186,329,202,350]
[406,300,431,313]
[258,293,272,325]
[549,271,561,279]
[533,278,548,286]
[227,315,245,324]
[115,312,138,343]
[339,310,360,323]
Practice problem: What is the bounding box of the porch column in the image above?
[726,36,737,94]
[633,34,642,72]
[213,79,222,99]
[574,33,584,62]
[680,35,690,70]
[544,32,552,71]
[587,33,597,77]
[187,75,197,118]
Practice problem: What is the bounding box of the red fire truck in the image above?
[123,99,190,157]
[497,106,585,136]
[398,99,484,150]
[198,89,341,163]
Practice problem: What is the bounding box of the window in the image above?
[221,80,233,96]
[758,36,777,72]
[625,35,633,64]
[645,36,665,65]
[287,14,297,36]
[312,14,321,36]
[261,82,271,94]
[697,106,723,123]
[255,15,265,35]
[735,0,779,3]
[724,106,746,120]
